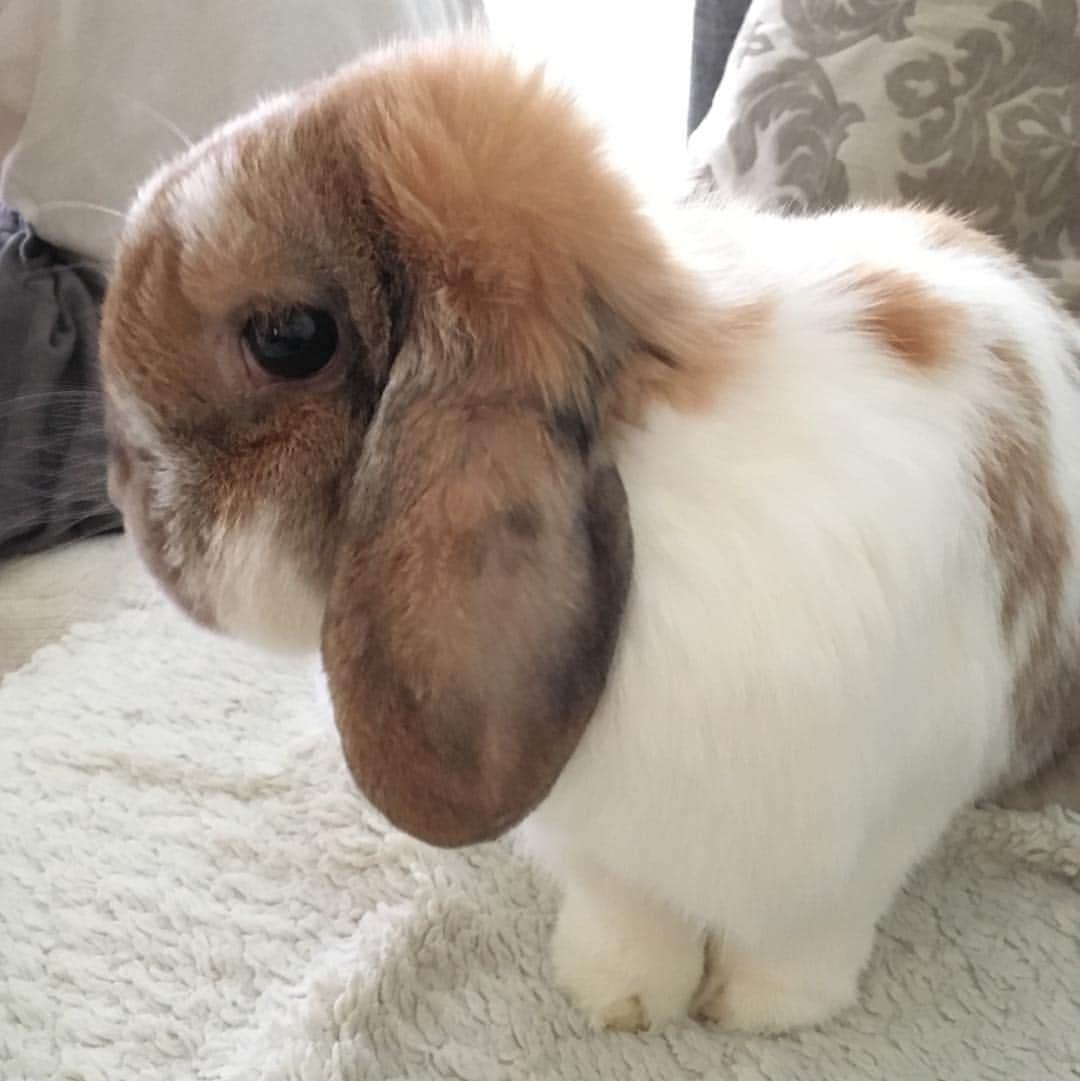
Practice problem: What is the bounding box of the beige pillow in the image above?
[688,0,1080,315]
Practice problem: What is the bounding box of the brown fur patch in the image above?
[103,212,208,411]
[979,342,1078,788]
[335,43,744,422]
[848,266,963,368]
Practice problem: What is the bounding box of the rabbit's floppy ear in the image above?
[321,368,632,846]
[315,41,725,845]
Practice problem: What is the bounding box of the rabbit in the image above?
[99,38,1080,1034]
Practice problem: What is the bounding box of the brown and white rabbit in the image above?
[100,39,1080,1033]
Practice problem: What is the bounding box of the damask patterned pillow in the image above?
[687,0,1080,315]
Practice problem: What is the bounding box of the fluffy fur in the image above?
[523,203,1080,1029]
[100,39,1080,1033]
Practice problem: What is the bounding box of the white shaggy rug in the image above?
[3,578,1080,1081]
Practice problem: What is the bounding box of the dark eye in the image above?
[241,306,338,379]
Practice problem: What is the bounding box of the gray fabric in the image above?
[688,0,1080,316]
[688,0,754,135]
[0,205,119,559]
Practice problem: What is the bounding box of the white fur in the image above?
[168,145,243,247]
[171,94,299,246]
[205,512,326,654]
[518,203,1080,1031]
[111,377,325,653]
[106,379,166,451]
[125,91,297,246]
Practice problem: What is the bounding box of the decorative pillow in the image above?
[687,0,1080,315]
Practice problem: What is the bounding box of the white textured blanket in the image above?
[2,582,1079,1080]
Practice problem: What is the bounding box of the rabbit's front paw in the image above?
[551,875,704,1031]
[694,925,868,1033]
[697,968,856,1032]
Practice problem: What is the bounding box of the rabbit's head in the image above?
[101,41,719,844]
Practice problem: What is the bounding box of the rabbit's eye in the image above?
[242,307,338,379]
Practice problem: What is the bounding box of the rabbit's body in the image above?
[522,202,1080,1028]
[99,41,1080,1033]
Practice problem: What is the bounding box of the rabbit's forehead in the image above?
[167,143,245,251]
[128,91,299,240]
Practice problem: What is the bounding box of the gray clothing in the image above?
[0,206,119,558]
